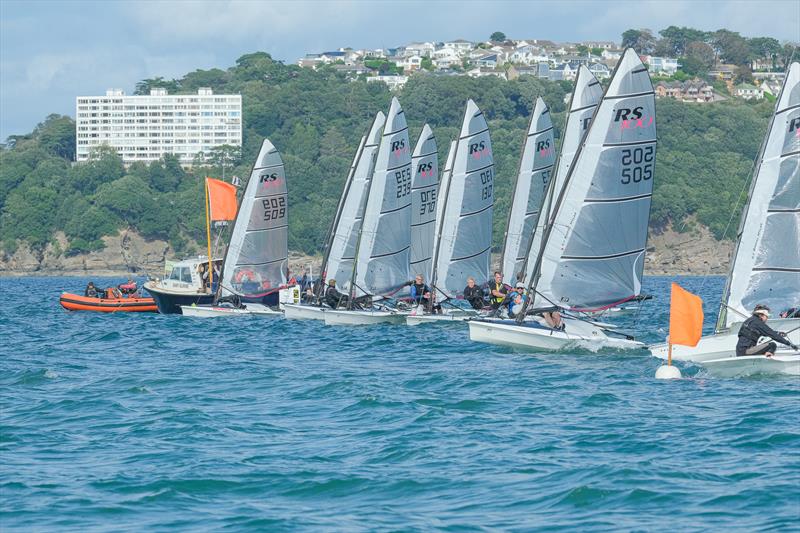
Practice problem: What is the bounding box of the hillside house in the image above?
[734,83,763,100]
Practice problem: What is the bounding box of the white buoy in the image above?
[655,364,682,380]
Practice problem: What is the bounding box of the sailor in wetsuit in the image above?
[325,279,347,309]
[463,277,485,310]
[736,305,797,357]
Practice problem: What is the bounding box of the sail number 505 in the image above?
[620,146,654,184]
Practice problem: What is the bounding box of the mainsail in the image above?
[522,65,602,285]
[529,48,656,310]
[352,97,412,296]
[500,97,555,285]
[431,99,494,299]
[718,61,800,329]
[435,140,457,240]
[220,139,288,299]
[409,124,439,282]
[324,112,385,289]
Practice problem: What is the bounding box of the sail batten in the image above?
[718,61,800,329]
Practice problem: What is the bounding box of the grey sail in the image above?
[500,97,555,285]
[435,140,457,241]
[353,97,412,296]
[532,49,656,310]
[718,61,800,329]
[431,99,494,299]
[220,139,288,299]
[326,112,385,290]
[409,124,439,282]
[523,65,602,285]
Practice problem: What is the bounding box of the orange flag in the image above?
[669,282,704,347]
[206,178,237,221]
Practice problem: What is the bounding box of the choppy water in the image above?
[1,276,798,531]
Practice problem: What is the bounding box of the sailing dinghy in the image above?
[468,49,656,350]
[283,112,386,320]
[324,97,413,325]
[409,124,439,283]
[407,100,494,325]
[181,139,291,317]
[650,61,800,366]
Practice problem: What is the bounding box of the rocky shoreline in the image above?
[1,225,732,279]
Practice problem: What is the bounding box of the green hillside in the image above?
[0,52,773,261]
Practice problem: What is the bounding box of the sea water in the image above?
[1,276,798,530]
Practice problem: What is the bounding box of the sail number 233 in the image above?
[620,146,654,184]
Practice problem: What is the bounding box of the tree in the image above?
[748,37,782,70]
[35,115,76,160]
[490,31,506,42]
[621,29,656,54]
[659,26,711,56]
[576,45,589,55]
[680,41,715,75]
[134,76,180,95]
[713,29,752,66]
[421,57,434,71]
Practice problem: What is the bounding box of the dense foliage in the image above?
[0,51,775,261]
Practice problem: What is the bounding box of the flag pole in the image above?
[205,177,213,290]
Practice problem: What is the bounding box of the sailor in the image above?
[410,274,432,308]
[119,277,138,296]
[508,283,527,319]
[780,307,800,319]
[85,281,98,298]
[463,277,485,310]
[325,279,347,309]
[736,305,797,357]
[489,271,508,310]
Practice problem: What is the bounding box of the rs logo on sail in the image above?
[417,162,435,178]
[614,106,654,130]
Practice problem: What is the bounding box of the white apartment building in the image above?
[75,88,242,165]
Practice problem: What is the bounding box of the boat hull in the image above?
[700,353,800,377]
[649,318,800,362]
[283,304,327,320]
[468,317,644,351]
[59,293,158,313]
[323,309,405,326]
[180,305,251,317]
[406,312,477,326]
[143,282,214,314]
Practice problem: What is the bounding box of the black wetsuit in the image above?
[463,285,485,310]
[325,286,346,309]
[736,315,792,356]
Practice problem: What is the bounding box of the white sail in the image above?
[353,97,412,296]
[523,66,602,285]
[719,61,800,329]
[220,139,288,299]
[326,112,385,288]
[532,49,656,310]
[435,140,457,240]
[431,99,494,299]
[500,97,555,285]
[410,124,439,282]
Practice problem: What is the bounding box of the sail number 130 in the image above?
[480,168,493,200]
[620,146,654,184]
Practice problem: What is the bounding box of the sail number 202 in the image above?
[395,168,412,198]
[620,146,654,184]
[480,168,493,200]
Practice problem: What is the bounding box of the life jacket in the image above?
[737,316,762,344]
[490,281,507,304]
[234,269,258,284]
[412,283,428,301]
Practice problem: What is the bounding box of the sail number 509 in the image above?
[262,196,286,221]
[620,146,654,184]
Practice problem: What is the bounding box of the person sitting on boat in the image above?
[780,307,800,319]
[85,281,99,298]
[541,308,564,330]
[410,274,441,314]
[508,283,527,319]
[736,305,797,357]
[324,279,347,309]
[489,271,509,310]
[119,278,138,296]
[463,277,485,310]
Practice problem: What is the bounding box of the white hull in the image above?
[245,303,283,316]
[323,309,406,326]
[283,304,327,320]
[406,311,479,326]
[180,305,251,317]
[700,354,800,377]
[649,318,800,363]
[468,316,644,351]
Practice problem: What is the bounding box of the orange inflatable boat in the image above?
[59,292,158,313]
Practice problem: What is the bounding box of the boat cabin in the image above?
[159,256,223,294]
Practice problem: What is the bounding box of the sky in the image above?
[1,0,799,139]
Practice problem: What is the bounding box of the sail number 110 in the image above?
[620,146,654,184]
